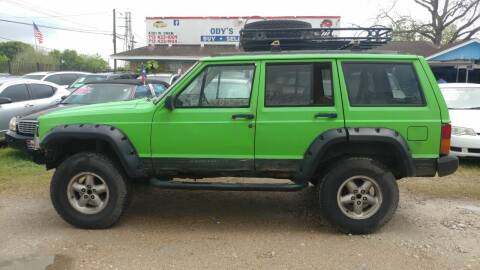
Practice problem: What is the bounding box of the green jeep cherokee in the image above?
[34,52,458,234]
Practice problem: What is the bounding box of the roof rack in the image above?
[239,27,392,51]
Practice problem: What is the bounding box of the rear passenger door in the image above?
[254,60,345,172]
[338,60,442,159]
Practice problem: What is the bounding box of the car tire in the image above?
[50,152,131,229]
[317,157,398,234]
[244,20,312,29]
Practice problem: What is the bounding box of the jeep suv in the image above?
[33,52,458,234]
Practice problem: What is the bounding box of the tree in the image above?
[0,41,33,60]
[379,0,480,45]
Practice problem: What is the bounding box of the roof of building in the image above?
[376,41,439,57]
[427,39,480,61]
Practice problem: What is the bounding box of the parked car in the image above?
[140,73,180,85]
[68,73,138,90]
[0,78,69,142]
[6,79,169,152]
[439,83,480,157]
[31,52,458,234]
[23,71,90,88]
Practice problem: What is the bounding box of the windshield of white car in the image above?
[68,75,108,89]
[62,84,135,104]
[441,87,480,109]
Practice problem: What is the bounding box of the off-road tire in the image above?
[317,157,399,234]
[50,152,131,229]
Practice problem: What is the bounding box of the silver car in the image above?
[0,78,70,142]
[23,71,90,88]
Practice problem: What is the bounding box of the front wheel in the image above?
[318,157,399,234]
[50,152,131,229]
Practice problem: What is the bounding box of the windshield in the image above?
[441,87,480,109]
[62,84,135,105]
[23,74,44,80]
[69,75,107,89]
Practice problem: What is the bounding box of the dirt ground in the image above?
[0,177,480,270]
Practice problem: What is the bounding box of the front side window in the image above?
[175,65,255,108]
[342,62,425,106]
[265,63,333,106]
[0,84,29,102]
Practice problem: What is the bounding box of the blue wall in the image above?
[430,41,480,61]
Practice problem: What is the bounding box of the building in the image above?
[427,39,480,83]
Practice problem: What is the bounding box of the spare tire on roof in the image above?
[243,20,312,30]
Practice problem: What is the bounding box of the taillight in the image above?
[440,123,451,155]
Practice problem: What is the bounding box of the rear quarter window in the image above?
[342,62,425,106]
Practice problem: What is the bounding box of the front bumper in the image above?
[450,135,480,158]
[5,130,37,154]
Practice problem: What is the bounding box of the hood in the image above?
[42,99,144,119]
[449,109,480,133]
[21,103,80,121]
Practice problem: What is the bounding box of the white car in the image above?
[440,83,480,158]
[23,71,90,88]
[0,78,70,142]
[139,73,180,85]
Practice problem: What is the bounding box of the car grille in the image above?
[17,120,38,135]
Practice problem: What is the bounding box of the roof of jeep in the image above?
[201,51,422,62]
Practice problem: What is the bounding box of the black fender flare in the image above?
[295,127,415,182]
[40,124,147,178]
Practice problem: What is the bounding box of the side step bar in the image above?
[150,179,307,192]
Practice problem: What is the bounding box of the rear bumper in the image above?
[413,155,458,177]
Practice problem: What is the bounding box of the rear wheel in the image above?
[317,157,398,234]
[50,152,131,229]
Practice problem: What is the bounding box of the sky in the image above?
[0,0,459,65]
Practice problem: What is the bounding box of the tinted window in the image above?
[62,74,80,85]
[265,63,333,106]
[134,85,153,98]
[62,84,134,104]
[342,63,425,106]
[69,75,107,89]
[23,74,44,80]
[176,65,254,108]
[0,84,29,102]
[29,84,55,99]
[44,74,64,85]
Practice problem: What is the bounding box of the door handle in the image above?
[314,112,337,118]
[232,114,255,120]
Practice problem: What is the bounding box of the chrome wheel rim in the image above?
[336,176,382,220]
[67,172,109,215]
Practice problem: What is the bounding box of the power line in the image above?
[0,18,112,35]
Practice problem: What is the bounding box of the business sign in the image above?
[146,16,341,45]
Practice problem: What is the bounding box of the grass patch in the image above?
[0,147,51,193]
[400,159,480,200]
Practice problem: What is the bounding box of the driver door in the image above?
[150,62,258,175]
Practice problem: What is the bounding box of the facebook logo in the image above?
[173,20,180,26]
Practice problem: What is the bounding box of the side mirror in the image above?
[0,97,12,105]
[61,95,67,100]
[164,96,175,111]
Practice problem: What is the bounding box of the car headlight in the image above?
[452,126,477,136]
[9,117,17,132]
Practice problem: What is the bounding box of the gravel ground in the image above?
[0,178,480,270]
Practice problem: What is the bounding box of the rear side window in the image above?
[62,74,80,85]
[265,63,333,106]
[0,84,29,102]
[29,84,55,99]
[342,62,425,106]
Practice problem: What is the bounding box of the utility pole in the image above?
[113,9,117,72]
